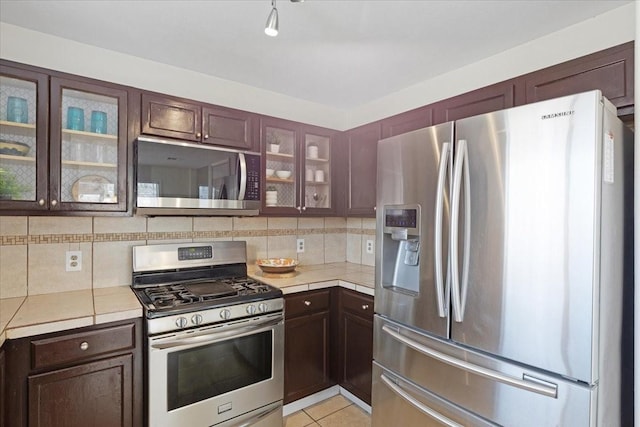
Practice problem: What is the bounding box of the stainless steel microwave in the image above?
[135,136,261,216]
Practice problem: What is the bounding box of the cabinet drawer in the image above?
[285,290,331,318]
[31,323,136,370]
[341,290,374,319]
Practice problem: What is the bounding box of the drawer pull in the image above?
[79,341,89,351]
[362,304,370,310]
[304,300,311,306]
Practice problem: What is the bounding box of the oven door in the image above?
[148,313,284,427]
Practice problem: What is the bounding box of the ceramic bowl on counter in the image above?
[256,258,299,274]
[275,170,292,179]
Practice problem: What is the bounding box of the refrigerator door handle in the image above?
[450,140,464,322]
[382,325,558,398]
[434,142,450,317]
[380,373,465,427]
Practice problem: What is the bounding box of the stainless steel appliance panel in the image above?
[450,92,605,383]
[136,136,260,215]
[374,316,594,427]
[375,122,454,339]
[148,314,284,427]
[372,363,497,427]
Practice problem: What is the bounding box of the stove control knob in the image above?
[220,309,231,320]
[191,314,203,325]
[246,305,256,315]
[175,317,188,328]
[258,303,268,313]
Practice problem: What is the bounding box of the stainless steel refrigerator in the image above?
[372,90,633,426]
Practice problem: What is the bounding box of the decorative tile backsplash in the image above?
[0,216,376,298]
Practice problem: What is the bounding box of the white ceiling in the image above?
[0,0,631,109]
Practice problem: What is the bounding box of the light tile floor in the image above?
[284,395,371,427]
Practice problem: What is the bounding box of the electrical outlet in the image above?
[66,250,82,272]
[296,238,305,253]
[366,239,374,254]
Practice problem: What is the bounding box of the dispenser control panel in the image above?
[385,208,417,228]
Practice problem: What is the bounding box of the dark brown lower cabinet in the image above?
[283,287,375,406]
[284,289,335,404]
[338,289,374,405]
[28,355,134,427]
[3,318,142,427]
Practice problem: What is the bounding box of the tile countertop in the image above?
[0,286,143,347]
[0,263,375,347]
[248,262,375,296]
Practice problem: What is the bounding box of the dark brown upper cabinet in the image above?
[434,81,518,124]
[381,105,434,138]
[261,116,338,215]
[522,41,634,117]
[141,93,257,151]
[345,122,381,217]
[1,61,130,214]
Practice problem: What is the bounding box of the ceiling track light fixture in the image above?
[265,0,303,37]
[264,0,279,37]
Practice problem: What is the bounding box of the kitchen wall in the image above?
[0,2,634,131]
[0,215,375,298]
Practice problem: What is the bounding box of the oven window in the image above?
[167,330,272,410]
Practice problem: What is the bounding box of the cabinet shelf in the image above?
[0,120,37,137]
[266,177,295,184]
[305,180,329,186]
[306,157,329,163]
[62,160,117,168]
[0,153,36,163]
[266,152,294,161]
[62,129,117,141]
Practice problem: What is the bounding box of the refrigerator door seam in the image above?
[381,324,559,398]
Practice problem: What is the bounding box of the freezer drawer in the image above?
[372,363,496,427]
[374,316,595,426]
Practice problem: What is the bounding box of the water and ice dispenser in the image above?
[380,205,421,294]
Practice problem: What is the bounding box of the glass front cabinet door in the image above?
[263,119,299,213]
[261,118,336,215]
[50,78,127,212]
[0,65,48,210]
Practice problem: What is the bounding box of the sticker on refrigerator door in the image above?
[603,132,614,184]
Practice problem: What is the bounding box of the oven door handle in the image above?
[150,316,282,350]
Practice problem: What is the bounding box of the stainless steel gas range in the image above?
[131,241,284,427]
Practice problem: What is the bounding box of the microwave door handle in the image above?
[237,152,247,200]
[434,142,450,317]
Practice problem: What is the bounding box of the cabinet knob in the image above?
[302,206,307,211]
[196,132,202,138]
[362,304,370,310]
[51,200,58,207]
[304,300,311,306]
[373,206,377,211]
[79,341,89,351]
[297,206,302,212]
[204,134,209,140]
[38,199,45,206]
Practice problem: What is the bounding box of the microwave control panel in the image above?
[244,153,261,200]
